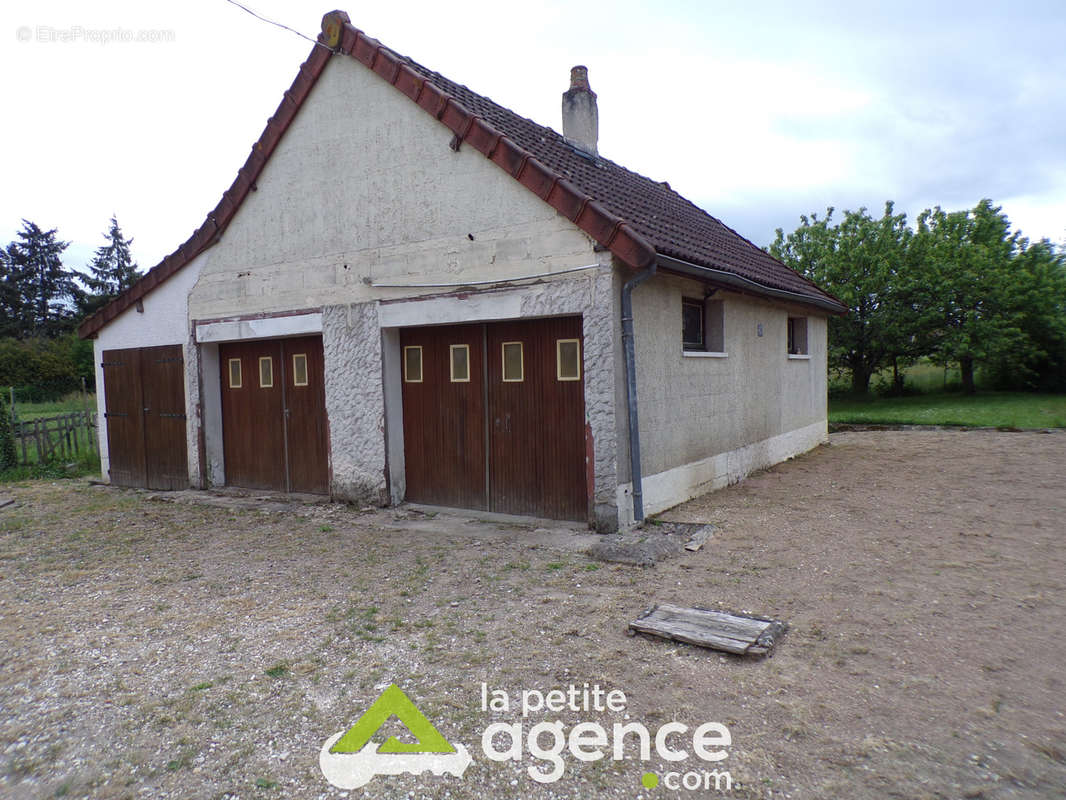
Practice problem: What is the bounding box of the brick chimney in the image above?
[562,65,598,155]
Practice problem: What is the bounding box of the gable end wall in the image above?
[187,54,600,321]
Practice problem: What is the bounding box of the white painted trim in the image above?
[200,343,225,488]
[378,291,524,327]
[615,420,828,526]
[787,354,811,360]
[381,328,405,505]
[194,312,322,343]
[682,351,728,359]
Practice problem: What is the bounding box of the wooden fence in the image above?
[11,411,98,465]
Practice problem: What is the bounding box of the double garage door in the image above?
[219,336,330,494]
[101,344,188,490]
[401,317,588,521]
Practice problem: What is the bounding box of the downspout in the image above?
[620,261,657,524]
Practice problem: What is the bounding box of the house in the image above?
[77,10,846,530]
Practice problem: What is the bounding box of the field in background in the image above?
[828,359,979,396]
[7,392,96,422]
[830,391,1066,428]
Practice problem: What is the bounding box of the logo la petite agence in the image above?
[319,684,472,790]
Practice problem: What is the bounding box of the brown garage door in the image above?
[219,336,329,494]
[101,345,188,490]
[401,317,587,521]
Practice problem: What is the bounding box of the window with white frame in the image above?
[682,296,725,353]
[450,344,470,382]
[787,316,809,355]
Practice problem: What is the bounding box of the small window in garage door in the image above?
[556,339,581,381]
[404,346,423,382]
[450,344,470,382]
[292,353,308,386]
[228,358,242,389]
[501,341,523,382]
[258,356,274,388]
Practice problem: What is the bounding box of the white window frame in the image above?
[228,358,242,389]
[258,356,274,388]
[292,353,309,386]
[449,344,471,383]
[403,346,423,383]
[501,341,524,382]
[556,338,582,381]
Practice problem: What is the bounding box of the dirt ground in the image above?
[1,430,1064,800]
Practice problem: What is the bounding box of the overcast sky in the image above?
[3,0,1064,276]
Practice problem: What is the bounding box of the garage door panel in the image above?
[220,340,287,490]
[283,337,330,494]
[401,324,486,509]
[102,348,147,488]
[487,317,586,520]
[141,345,189,491]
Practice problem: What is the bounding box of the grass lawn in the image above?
[830,391,1066,428]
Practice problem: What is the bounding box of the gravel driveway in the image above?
[2,430,1064,799]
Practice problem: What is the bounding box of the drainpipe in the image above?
[620,261,657,524]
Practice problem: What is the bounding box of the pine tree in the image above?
[8,220,75,338]
[0,244,24,338]
[80,216,141,316]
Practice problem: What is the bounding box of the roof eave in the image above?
[656,254,848,315]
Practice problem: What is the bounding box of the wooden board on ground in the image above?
[629,603,788,656]
[0,495,13,510]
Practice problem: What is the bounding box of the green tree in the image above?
[0,244,23,338]
[7,220,77,338]
[910,200,1022,394]
[0,335,92,402]
[770,202,914,394]
[79,215,141,317]
[0,393,17,470]
[983,238,1066,391]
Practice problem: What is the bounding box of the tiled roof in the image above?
[395,55,842,307]
[79,10,842,338]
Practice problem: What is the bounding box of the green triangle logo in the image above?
[330,684,456,755]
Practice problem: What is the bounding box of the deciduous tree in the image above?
[770,202,913,394]
[910,200,1022,394]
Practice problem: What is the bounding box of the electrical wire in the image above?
[221,0,330,49]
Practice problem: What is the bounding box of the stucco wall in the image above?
[177,49,619,513]
[321,267,623,528]
[187,53,599,321]
[92,252,205,483]
[614,272,828,523]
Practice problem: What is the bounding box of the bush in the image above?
[0,334,95,403]
[0,396,16,469]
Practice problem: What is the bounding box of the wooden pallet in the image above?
[629,603,788,657]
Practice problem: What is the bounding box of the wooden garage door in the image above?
[401,317,587,521]
[486,317,587,520]
[400,324,487,510]
[101,345,188,490]
[219,336,329,494]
